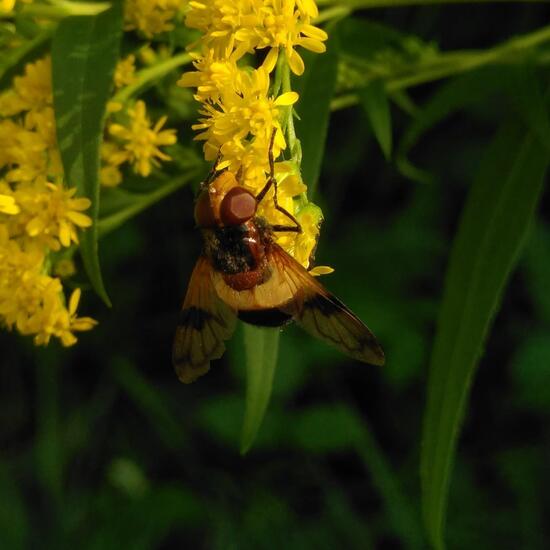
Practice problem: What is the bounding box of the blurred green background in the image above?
[2,4,550,549]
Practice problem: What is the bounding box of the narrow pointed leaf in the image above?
[507,65,550,150]
[240,324,280,454]
[51,2,124,306]
[421,121,549,549]
[359,80,392,160]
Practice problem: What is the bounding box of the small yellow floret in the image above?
[124,0,185,38]
[114,54,137,88]
[108,100,177,177]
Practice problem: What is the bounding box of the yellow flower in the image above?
[0,120,49,184]
[185,0,327,75]
[114,54,137,88]
[108,100,177,177]
[182,0,327,268]
[0,193,20,215]
[0,0,16,12]
[292,202,323,267]
[100,141,127,187]
[177,50,243,104]
[192,65,297,176]
[15,180,92,250]
[0,56,52,116]
[99,165,123,187]
[32,287,97,347]
[0,227,96,347]
[124,0,185,38]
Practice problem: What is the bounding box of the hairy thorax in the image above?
[202,218,273,291]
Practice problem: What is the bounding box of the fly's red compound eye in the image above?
[220,186,257,226]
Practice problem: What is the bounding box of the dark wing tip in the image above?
[174,360,210,384]
[365,343,385,366]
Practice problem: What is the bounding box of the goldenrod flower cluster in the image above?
[0,57,96,346]
[0,1,183,347]
[179,0,327,267]
[124,0,186,38]
[101,54,178,187]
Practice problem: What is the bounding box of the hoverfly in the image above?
[173,139,384,383]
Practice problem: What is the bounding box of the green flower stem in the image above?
[331,24,550,111]
[111,52,193,105]
[315,6,352,24]
[280,53,301,165]
[330,93,358,112]
[17,1,110,19]
[272,51,284,98]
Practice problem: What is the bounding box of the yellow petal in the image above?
[107,101,123,113]
[299,0,318,17]
[287,49,305,76]
[70,197,92,210]
[71,317,98,331]
[302,24,328,41]
[66,211,92,228]
[59,221,72,247]
[297,37,327,54]
[68,288,81,315]
[26,216,45,237]
[262,47,279,73]
[0,194,20,215]
[0,0,16,14]
[274,92,299,106]
[309,265,335,277]
[60,331,78,347]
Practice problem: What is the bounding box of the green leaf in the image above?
[337,16,412,60]
[291,404,364,453]
[523,222,550,323]
[110,357,188,452]
[359,80,392,159]
[421,121,549,549]
[399,66,506,157]
[51,2,124,306]
[293,404,424,549]
[97,172,198,238]
[510,331,550,412]
[507,65,550,151]
[240,324,280,454]
[0,463,29,549]
[292,24,339,197]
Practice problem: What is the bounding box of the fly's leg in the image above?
[256,130,302,234]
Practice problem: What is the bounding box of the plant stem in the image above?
[332,24,550,111]
[111,52,193,105]
[279,53,301,164]
[16,1,110,19]
[315,6,352,24]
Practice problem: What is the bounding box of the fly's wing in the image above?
[173,256,237,383]
[270,244,385,366]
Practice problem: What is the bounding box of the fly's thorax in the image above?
[201,220,265,275]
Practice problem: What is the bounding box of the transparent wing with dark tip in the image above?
[270,245,385,366]
[172,256,237,383]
